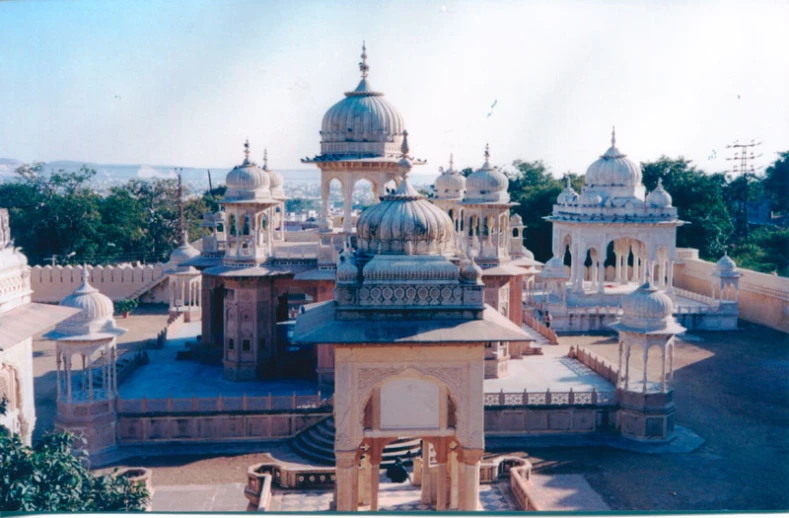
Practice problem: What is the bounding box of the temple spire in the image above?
[483,143,491,167]
[243,139,251,164]
[263,148,269,170]
[449,153,454,171]
[611,126,616,147]
[359,41,369,79]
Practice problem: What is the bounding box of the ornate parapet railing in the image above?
[570,346,619,385]
[483,388,616,408]
[672,287,720,309]
[117,392,331,416]
[522,310,559,345]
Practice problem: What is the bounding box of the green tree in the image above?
[0,398,149,512]
[641,156,733,260]
[507,160,565,262]
[763,151,789,216]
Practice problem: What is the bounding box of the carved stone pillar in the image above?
[420,440,431,505]
[335,450,359,512]
[458,447,483,511]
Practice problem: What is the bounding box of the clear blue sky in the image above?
[2,0,787,177]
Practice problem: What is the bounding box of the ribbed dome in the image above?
[262,150,285,200]
[714,253,739,276]
[557,177,578,205]
[585,130,642,188]
[646,178,673,207]
[540,256,569,279]
[356,178,455,255]
[60,275,114,321]
[321,78,405,144]
[434,155,466,200]
[224,142,272,203]
[615,282,678,333]
[55,268,124,338]
[510,214,524,227]
[465,145,509,203]
[168,239,200,268]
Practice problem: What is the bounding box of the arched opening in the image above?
[353,178,376,211]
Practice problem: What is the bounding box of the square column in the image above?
[335,450,359,512]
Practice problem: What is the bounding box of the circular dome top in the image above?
[320,44,405,146]
[168,233,200,268]
[714,253,740,277]
[356,177,455,256]
[262,150,285,200]
[465,145,509,203]
[646,178,673,207]
[540,256,569,279]
[224,141,272,203]
[557,177,578,205]
[585,128,642,188]
[613,282,684,334]
[56,267,124,338]
[434,154,466,200]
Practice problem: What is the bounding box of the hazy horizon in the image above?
[2,0,788,178]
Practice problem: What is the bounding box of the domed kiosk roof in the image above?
[53,266,125,340]
[585,128,642,189]
[610,282,685,335]
[356,175,455,256]
[713,252,741,278]
[464,144,510,204]
[317,44,406,159]
[646,178,673,208]
[434,154,466,200]
[224,140,273,203]
[262,149,286,200]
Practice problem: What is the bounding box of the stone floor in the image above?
[483,343,614,393]
[118,321,319,398]
[151,482,248,512]
[275,481,518,512]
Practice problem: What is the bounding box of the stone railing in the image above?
[117,392,331,415]
[510,464,541,511]
[522,310,558,345]
[672,287,719,308]
[568,305,622,316]
[570,346,619,385]
[245,454,336,510]
[479,455,531,484]
[483,388,616,407]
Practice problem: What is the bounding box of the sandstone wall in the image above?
[0,337,36,444]
[673,248,789,333]
[30,263,169,303]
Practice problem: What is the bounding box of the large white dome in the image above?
[356,178,455,256]
[464,145,509,203]
[433,154,466,200]
[319,45,405,158]
[224,141,272,203]
[585,129,642,189]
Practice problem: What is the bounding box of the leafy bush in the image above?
[114,299,138,315]
[0,398,149,512]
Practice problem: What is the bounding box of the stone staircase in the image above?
[291,416,422,466]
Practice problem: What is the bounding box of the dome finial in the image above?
[657,176,663,188]
[449,153,454,171]
[401,129,410,157]
[263,148,269,170]
[611,126,616,147]
[243,139,251,164]
[82,263,89,283]
[484,143,490,162]
[359,41,369,79]
[566,175,571,189]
